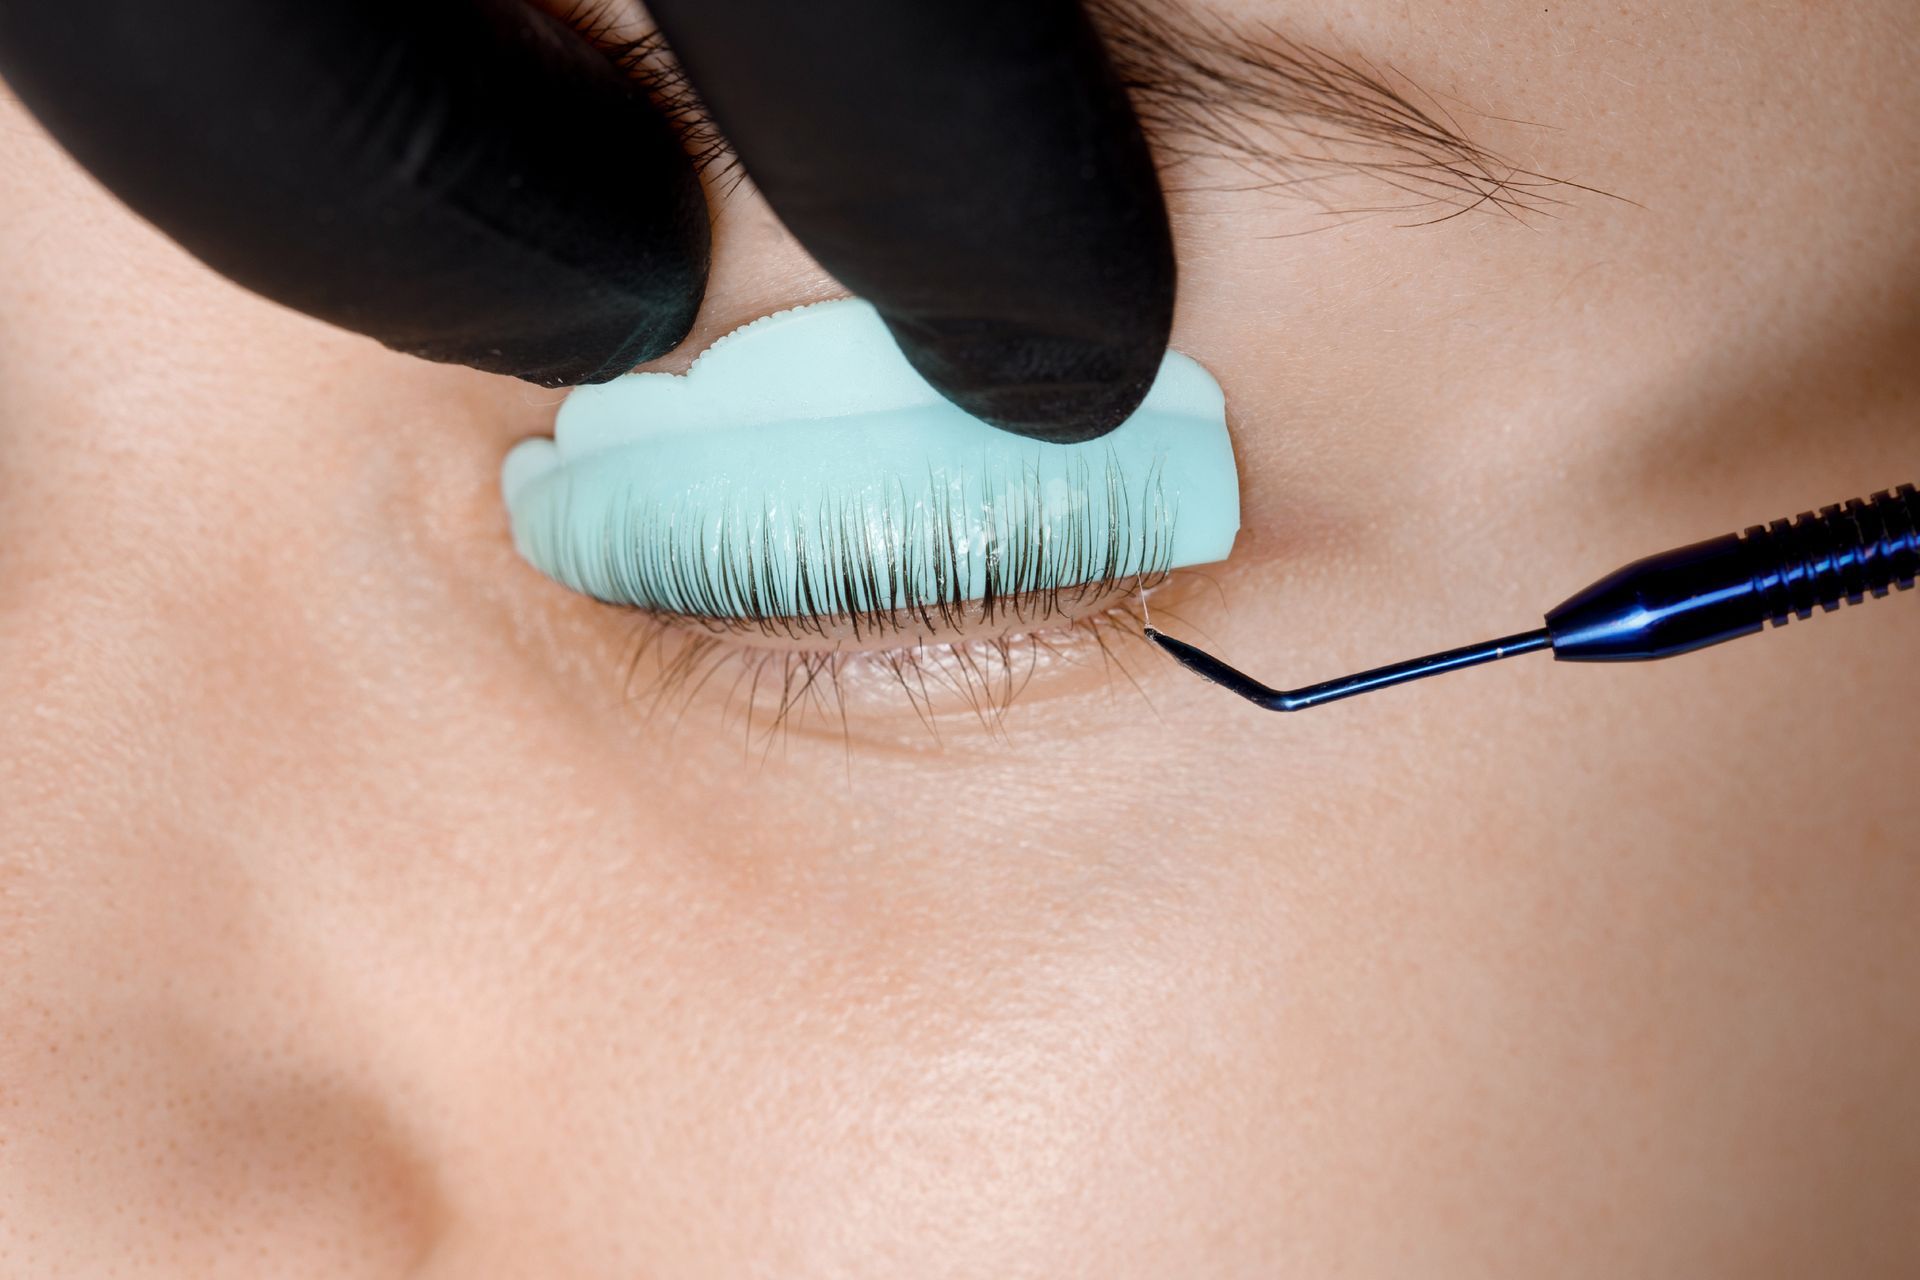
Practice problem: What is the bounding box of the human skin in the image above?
[2,0,1918,1274]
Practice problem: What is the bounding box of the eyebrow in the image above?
[1086,0,1589,228]
[578,0,1590,227]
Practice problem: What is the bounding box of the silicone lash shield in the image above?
[502,298,1240,619]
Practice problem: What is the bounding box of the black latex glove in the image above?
[0,0,1172,443]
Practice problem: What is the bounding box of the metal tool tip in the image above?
[1145,622,1553,713]
[1142,625,1282,705]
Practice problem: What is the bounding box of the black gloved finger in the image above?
[0,0,708,386]
[645,0,1174,444]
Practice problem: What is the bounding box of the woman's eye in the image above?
[501,298,1240,654]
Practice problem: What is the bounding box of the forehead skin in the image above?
[3,1,1919,1275]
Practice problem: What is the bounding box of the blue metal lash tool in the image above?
[1145,483,1918,711]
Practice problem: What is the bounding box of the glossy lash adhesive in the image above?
[502,298,1239,619]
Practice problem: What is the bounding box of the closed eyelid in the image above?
[500,297,1241,736]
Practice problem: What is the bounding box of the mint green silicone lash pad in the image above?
[501,298,1239,622]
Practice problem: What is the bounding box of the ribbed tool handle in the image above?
[1742,483,1920,625]
[1547,481,1919,661]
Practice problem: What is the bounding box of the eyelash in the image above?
[623,593,1172,743]
[531,453,1177,639]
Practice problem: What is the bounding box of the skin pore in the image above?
[3,0,1919,1274]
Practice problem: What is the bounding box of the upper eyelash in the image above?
[527,451,1179,644]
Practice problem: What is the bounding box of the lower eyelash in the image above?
[621,590,1184,744]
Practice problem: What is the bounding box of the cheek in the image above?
[356,738,1283,1268]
